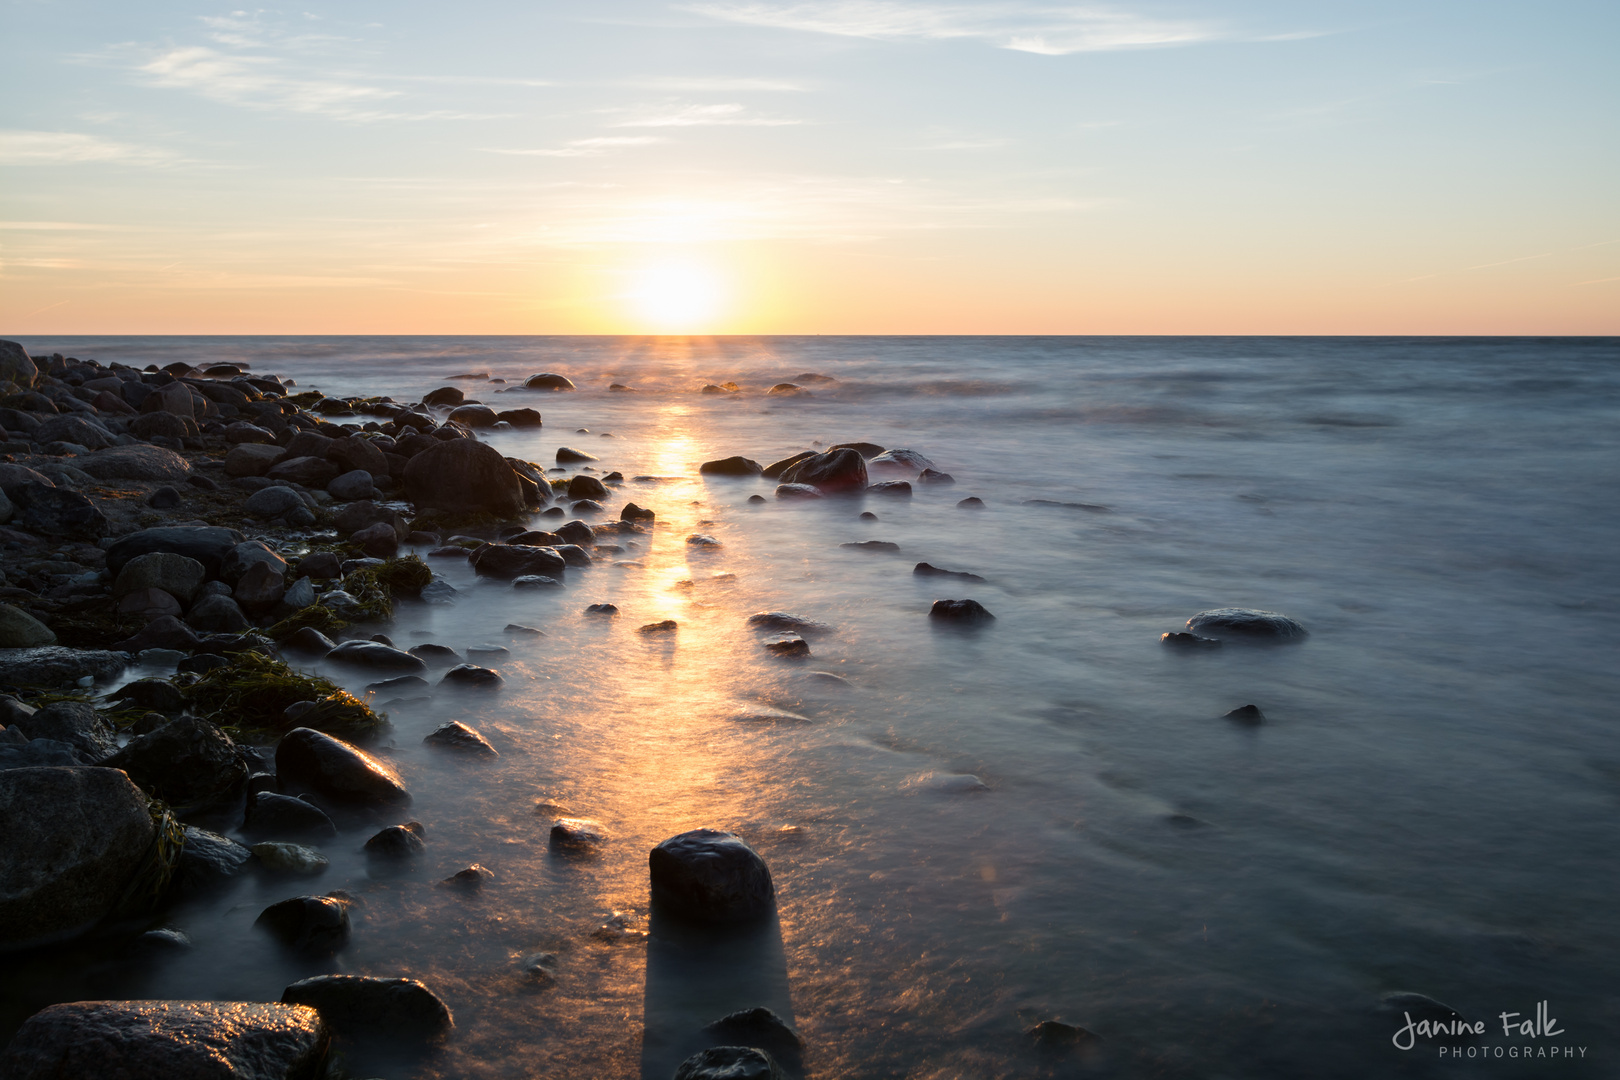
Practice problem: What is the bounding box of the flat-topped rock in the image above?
[280,975,453,1042]
[1186,608,1308,641]
[649,828,775,924]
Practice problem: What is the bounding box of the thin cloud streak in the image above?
[685,1,1220,55]
[0,130,176,166]
[483,136,668,158]
[611,102,803,127]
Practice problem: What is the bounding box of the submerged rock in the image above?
[747,611,833,636]
[1027,1019,1100,1053]
[703,1007,803,1065]
[1161,631,1221,649]
[1223,704,1266,724]
[439,664,504,689]
[928,598,996,623]
[281,974,453,1043]
[773,483,821,500]
[473,543,567,580]
[423,720,499,757]
[763,636,811,658]
[649,828,775,924]
[243,791,338,838]
[761,451,816,479]
[1185,608,1307,641]
[170,827,254,898]
[914,561,985,582]
[326,640,428,674]
[700,456,763,477]
[550,817,608,854]
[524,373,576,391]
[250,842,330,877]
[0,1000,330,1080]
[778,448,866,494]
[255,894,351,955]
[841,540,899,553]
[275,728,410,806]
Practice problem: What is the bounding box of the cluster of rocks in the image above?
[699,442,954,500]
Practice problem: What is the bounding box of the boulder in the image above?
[233,561,285,612]
[222,541,288,583]
[114,551,206,604]
[15,702,116,763]
[76,445,191,483]
[496,407,541,427]
[673,1046,786,1080]
[326,469,375,502]
[170,826,254,898]
[129,411,191,441]
[567,474,608,501]
[106,526,244,577]
[447,404,497,428]
[704,1007,803,1065]
[523,373,576,391]
[225,421,277,444]
[865,480,912,497]
[867,447,934,475]
[402,438,526,517]
[773,483,821,499]
[422,720,498,757]
[913,562,984,582]
[325,435,387,477]
[917,468,955,485]
[828,441,884,458]
[33,414,117,450]
[747,612,833,636]
[422,386,464,407]
[267,456,338,488]
[4,482,107,538]
[779,448,867,494]
[251,843,329,877]
[0,1000,329,1080]
[549,817,607,853]
[555,446,596,464]
[280,975,453,1042]
[363,822,426,859]
[187,594,250,633]
[0,767,160,950]
[255,894,352,955]
[471,543,567,580]
[0,647,132,688]
[1186,608,1308,642]
[648,828,775,924]
[275,727,410,805]
[243,792,337,838]
[111,615,204,654]
[699,456,763,477]
[439,664,503,689]
[225,442,287,478]
[0,338,38,388]
[621,502,655,523]
[331,500,406,539]
[140,381,194,419]
[350,522,398,558]
[326,640,427,674]
[103,716,247,806]
[928,598,995,623]
[0,603,55,647]
[760,451,816,480]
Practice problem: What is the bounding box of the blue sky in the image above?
[2,0,1616,332]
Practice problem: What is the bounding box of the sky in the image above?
[1,0,1616,335]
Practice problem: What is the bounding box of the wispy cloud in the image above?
[482,136,668,158]
[612,102,803,127]
[632,76,810,92]
[0,130,176,166]
[685,2,1220,55]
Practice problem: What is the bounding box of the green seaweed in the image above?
[267,603,349,641]
[186,651,384,738]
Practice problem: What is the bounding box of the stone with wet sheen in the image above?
[928,598,996,623]
[274,728,410,806]
[423,720,499,757]
[280,975,453,1042]
[673,1046,787,1080]
[1185,608,1308,641]
[255,894,352,955]
[649,828,776,924]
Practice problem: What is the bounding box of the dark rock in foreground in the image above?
[104,716,247,806]
[778,448,866,494]
[256,894,352,955]
[928,598,996,623]
[440,664,503,689]
[403,438,526,517]
[703,1007,803,1064]
[700,455,763,477]
[275,728,410,806]
[1186,608,1308,641]
[674,1046,786,1080]
[281,974,453,1043]
[649,828,775,924]
[0,1000,329,1080]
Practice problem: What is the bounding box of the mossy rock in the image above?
[186,652,384,739]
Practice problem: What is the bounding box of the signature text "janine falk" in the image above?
[1393,1000,1588,1058]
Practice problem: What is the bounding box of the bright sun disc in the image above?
[629,258,725,331]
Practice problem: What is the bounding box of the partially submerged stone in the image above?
[275,728,410,806]
[649,829,775,924]
[280,974,453,1043]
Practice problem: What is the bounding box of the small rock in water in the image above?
[1185,608,1308,642]
[929,598,996,623]
[364,821,426,860]
[556,446,596,463]
[513,574,564,589]
[1161,632,1221,649]
[865,480,912,497]
[1223,704,1265,724]
[699,455,763,476]
[255,894,351,954]
[841,540,899,553]
[858,511,878,520]
[639,620,678,634]
[917,468,955,485]
[763,635,811,658]
[281,974,454,1042]
[440,663,504,689]
[407,642,463,668]
[549,817,608,854]
[423,720,499,757]
[956,497,985,509]
[704,1007,804,1064]
[506,623,545,635]
[686,533,722,547]
[918,772,989,794]
[914,561,985,582]
[674,1046,787,1080]
[774,483,821,500]
[747,611,833,635]
[466,644,510,659]
[276,727,410,806]
[1027,1019,1100,1053]
[521,951,559,982]
[649,828,775,924]
[585,603,619,616]
[440,863,494,890]
[243,791,338,838]
[747,494,766,504]
[620,501,656,522]
[250,842,330,876]
[364,674,430,695]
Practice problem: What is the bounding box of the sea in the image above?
[5,335,1619,1078]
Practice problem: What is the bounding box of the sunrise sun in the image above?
[626,257,726,331]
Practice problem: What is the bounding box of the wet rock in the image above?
[827,441,883,458]
[110,678,187,714]
[467,644,509,660]
[0,767,160,950]
[621,502,656,523]
[761,451,816,479]
[403,438,526,517]
[15,701,116,763]
[244,791,338,838]
[472,543,567,580]
[423,386,464,407]
[553,543,592,567]
[746,494,766,505]
[513,574,563,589]
[0,999,331,1080]
[555,446,596,464]
[867,447,934,475]
[567,474,608,500]
[187,593,251,633]
[439,664,503,689]
[686,534,722,548]
[332,501,406,540]
[222,541,288,584]
[423,720,498,757]
[778,448,867,494]
[649,828,775,924]
[841,540,899,553]
[440,863,494,890]
[0,603,55,647]
[556,518,594,545]
[858,511,877,521]
[917,468,955,485]
[147,485,182,509]
[1161,631,1222,649]
[929,598,995,623]
[282,627,336,655]
[5,482,108,538]
[549,817,607,853]
[585,603,619,617]
[763,636,811,658]
[106,526,244,578]
[282,974,452,1044]
[256,894,351,955]
[506,623,544,635]
[243,486,304,520]
[1027,1019,1099,1053]
[703,1007,803,1065]
[364,821,426,860]
[914,562,985,582]
[407,643,463,668]
[327,640,428,674]
[106,717,247,806]
[447,403,497,428]
[497,407,542,427]
[1186,608,1308,642]
[746,612,833,635]
[957,496,985,509]
[639,620,678,634]
[700,456,763,477]
[1223,704,1265,724]
[524,373,576,391]
[766,383,807,397]
[326,469,375,502]
[0,646,132,688]
[251,842,330,877]
[234,561,286,612]
[674,1046,786,1080]
[700,382,737,395]
[275,727,410,806]
[773,483,821,499]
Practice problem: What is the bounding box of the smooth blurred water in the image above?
[9,336,1620,1078]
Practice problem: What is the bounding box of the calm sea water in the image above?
[8,336,1620,1078]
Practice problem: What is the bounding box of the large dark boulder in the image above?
[674,1046,786,1080]
[256,894,352,955]
[325,434,387,478]
[103,716,246,806]
[699,456,763,477]
[4,483,108,539]
[447,404,497,428]
[325,640,428,674]
[15,702,116,763]
[929,598,996,623]
[33,414,117,450]
[243,792,337,839]
[422,721,498,757]
[275,728,410,806]
[0,338,38,388]
[0,1000,330,1080]
[106,526,245,577]
[1185,608,1308,642]
[760,451,815,479]
[471,543,566,580]
[422,386,464,407]
[779,449,867,494]
[280,975,453,1043]
[567,474,607,501]
[402,438,525,516]
[496,407,541,427]
[649,829,775,924]
[0,767,161,951]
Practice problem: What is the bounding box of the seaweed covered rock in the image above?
[280,975,453,1043]
[0,767,169,951]
[275,728,409,806]
[187,653,382,738]
[649,829,775,924]
[102,716,247,806]
[0,1000,330,1080]
[402,438,525,517]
